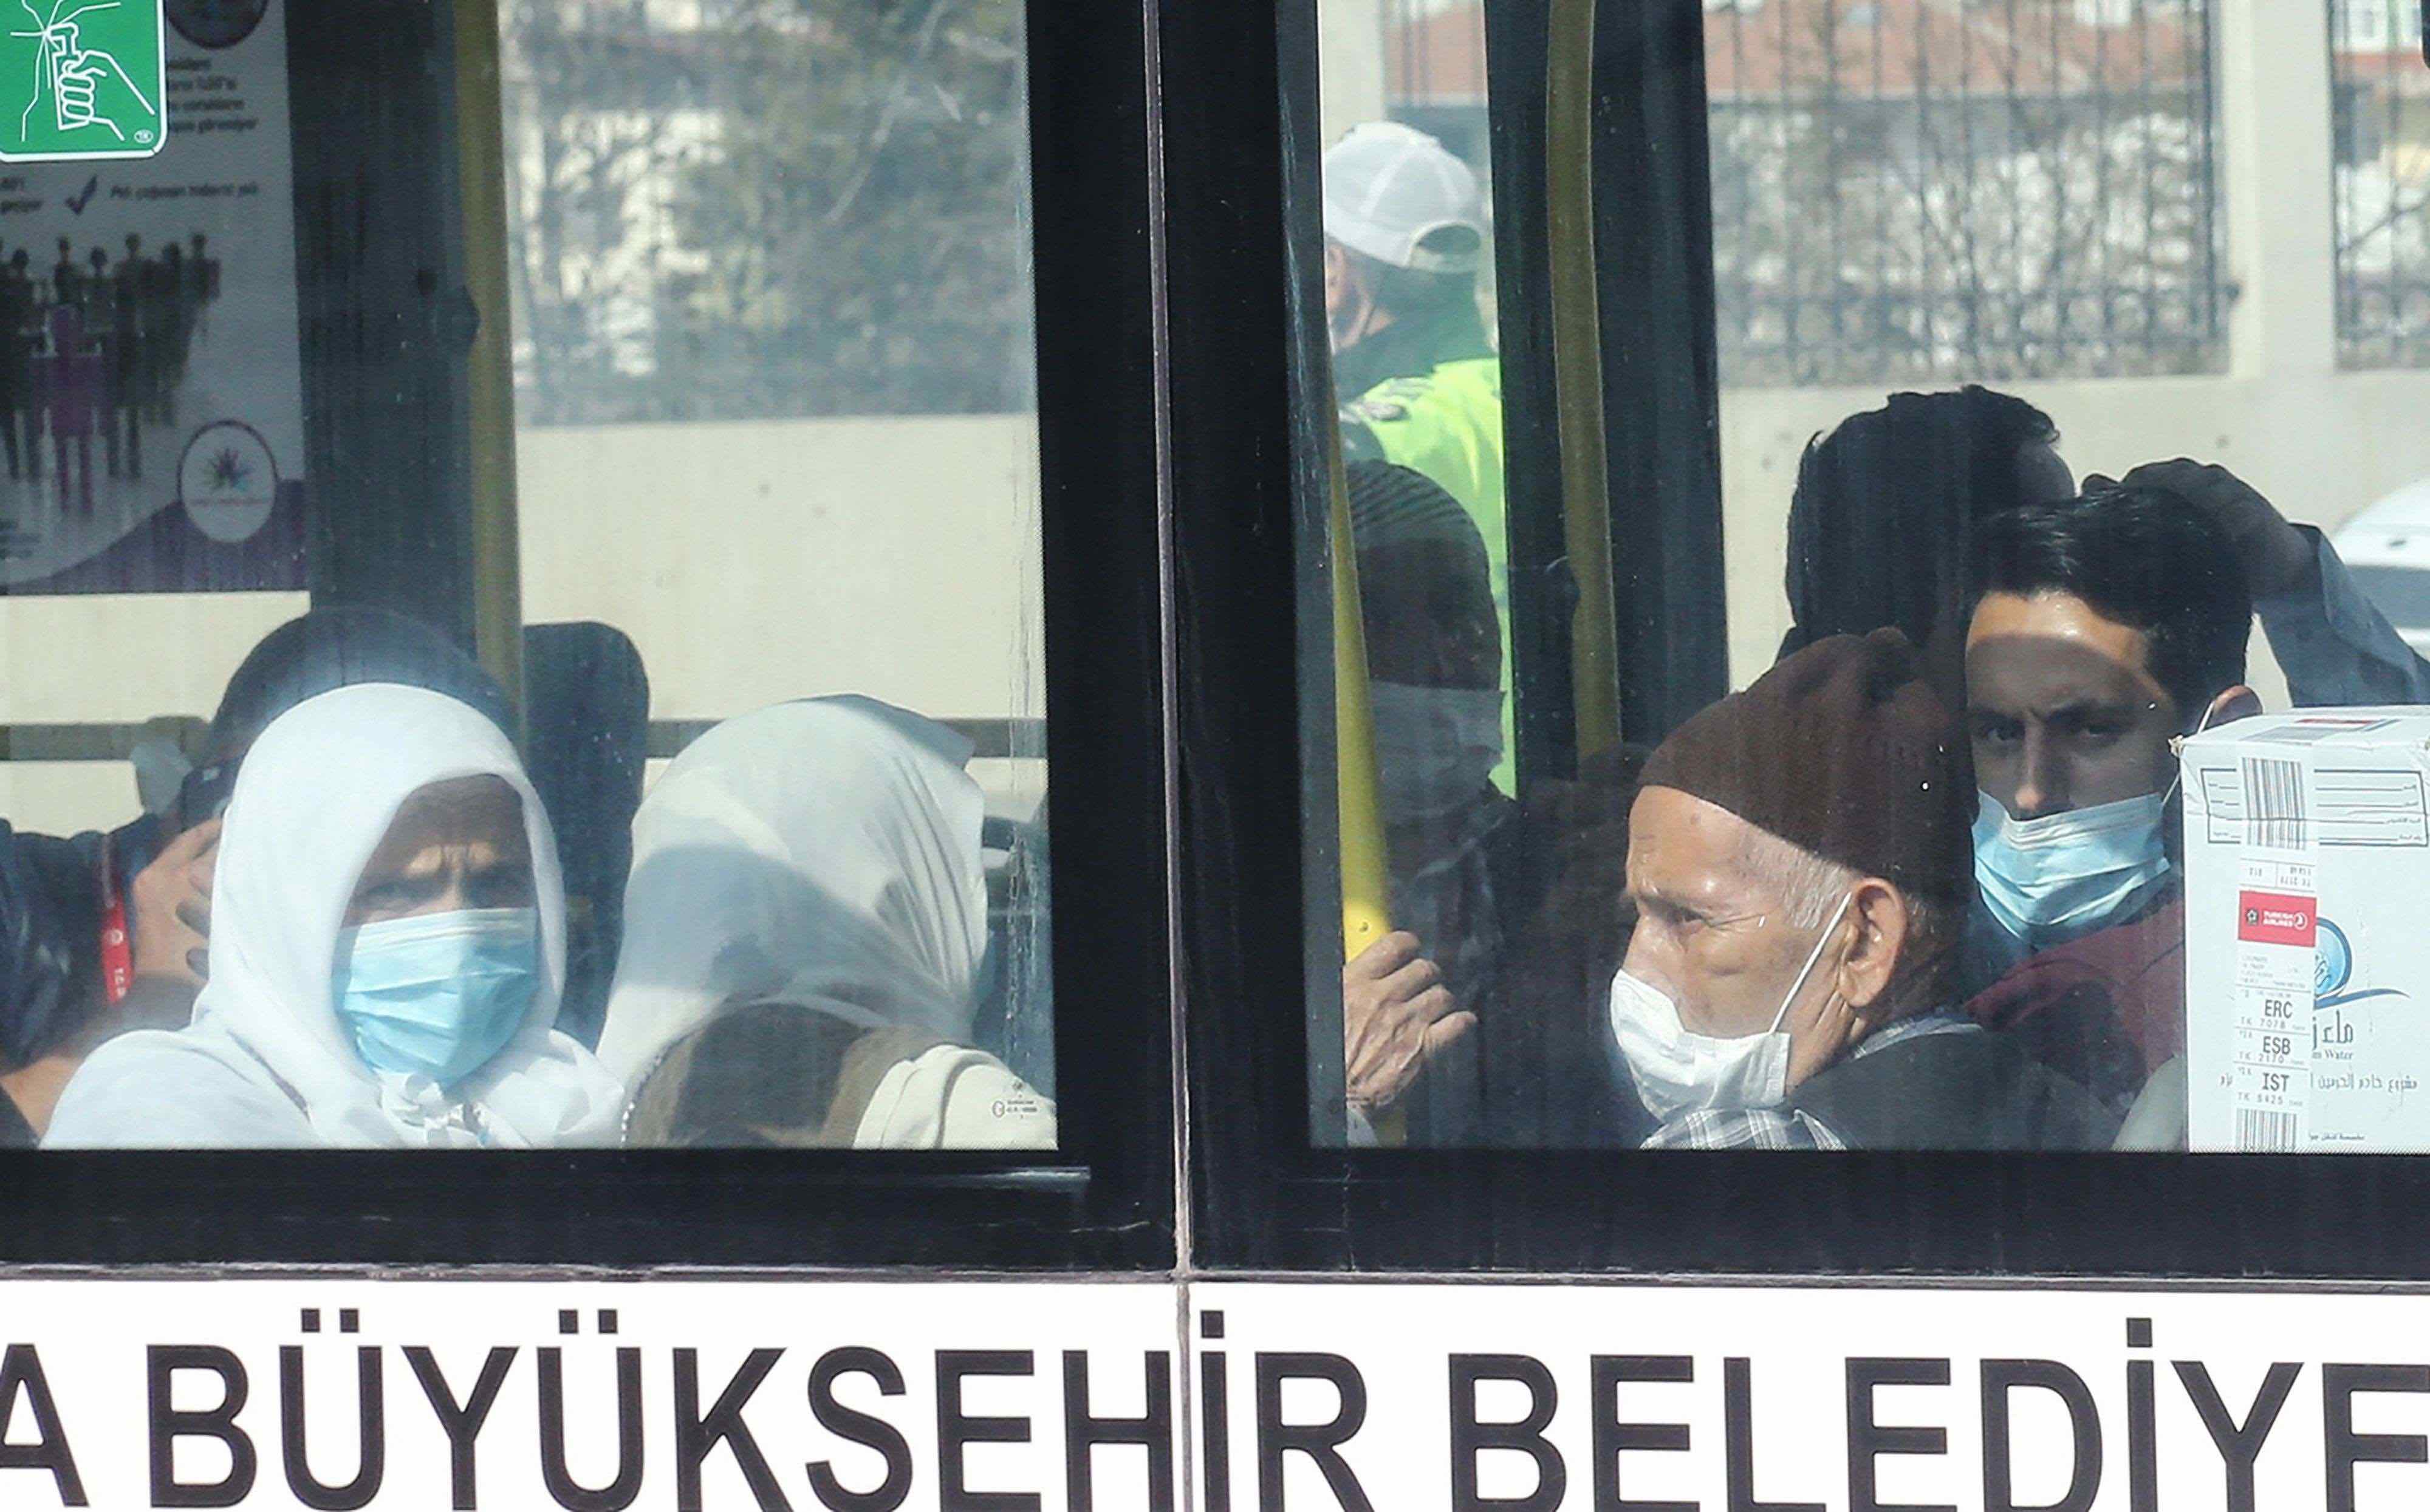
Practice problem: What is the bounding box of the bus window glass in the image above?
[1306,0,2430,1155]
[0,0,1055,1154]
[1310,1,1637,1152]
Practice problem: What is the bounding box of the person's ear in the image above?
[2201,684,2261,732]
[1323,242,1352,299]
[1831,877,1909,1016]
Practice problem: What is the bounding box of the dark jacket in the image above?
[1789,1027,2121,1151]
[1965,892,2184,1113]
[1411,747,1652,1149]
[0,819,118,1069]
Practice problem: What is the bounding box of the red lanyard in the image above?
[97,834,131,1005]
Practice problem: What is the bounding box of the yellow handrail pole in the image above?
[1545,0,1623,763]
[455,0,526,729]
[1331,433,1409,1146]
[1330,437,1392,960]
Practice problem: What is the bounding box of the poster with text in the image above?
[0,0,302,595]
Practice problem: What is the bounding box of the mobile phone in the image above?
[173,759,236,833]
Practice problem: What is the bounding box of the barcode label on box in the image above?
[2182,713,2430,1151]
[2228,854,2315,1148]
[2243,756,2309,851]
[2236,1107,2301,1151]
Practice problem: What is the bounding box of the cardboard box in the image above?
[2184,710,2430,1151]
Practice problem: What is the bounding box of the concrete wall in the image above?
[1318,0,1388,144]
[0,592,307,832]
[514,414,1044,724]
[0,413,1046,834]
[1719,369,2430,691]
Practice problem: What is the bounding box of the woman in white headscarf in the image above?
[45,684,626,1148]
[596,696,1053,1149]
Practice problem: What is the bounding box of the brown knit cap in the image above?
[1639,628,1973,905]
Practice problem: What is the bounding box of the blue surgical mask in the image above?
[1971,789,2174,949]
[331,907,539,1086]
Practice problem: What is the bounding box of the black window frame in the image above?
[1179,0,2430,1281]
[0,0,1174,1272]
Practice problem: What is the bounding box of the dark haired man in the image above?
[1782,385,2073,659]
[1962,487,2261,1109]
[1784,394,2429,712]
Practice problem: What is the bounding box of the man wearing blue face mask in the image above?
[1962,488,2261,1109]
[46,683,624,1148]
[1340,462,1504,1144]
[0,607,516,1146]
[330,775,547,1089]
[1340,459,1649,1145]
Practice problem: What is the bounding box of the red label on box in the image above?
[2239,890,2317,946]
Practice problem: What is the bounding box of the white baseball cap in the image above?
[1321,121,1485,275]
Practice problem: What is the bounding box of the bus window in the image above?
[1696,0,2430,1157]
[0,0,1056,1155]
[1305,0,2430,1158]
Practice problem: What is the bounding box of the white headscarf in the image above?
[595,696,991,1092]
[47,683,626,1148]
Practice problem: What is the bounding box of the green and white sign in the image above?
[0,0,302,593]
[0,0,164,162]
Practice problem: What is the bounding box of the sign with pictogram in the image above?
[0,0,165,163]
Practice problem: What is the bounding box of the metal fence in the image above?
[1382,0,2231,388]
[2332,0,2430,369]
[1704,0,2226,388]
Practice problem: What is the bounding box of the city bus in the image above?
[0,0,2425,1505]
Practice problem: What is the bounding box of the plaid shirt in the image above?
[1640,1011,1982,1152]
